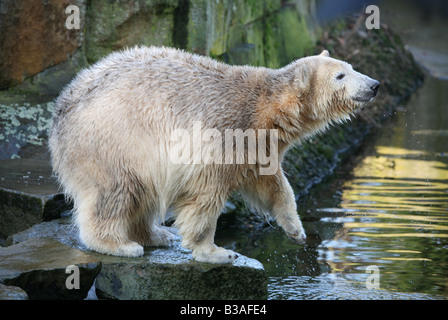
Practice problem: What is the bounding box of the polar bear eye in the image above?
[336,73,345,80]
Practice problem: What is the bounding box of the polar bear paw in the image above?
[84,239,144,257]
[287,227,307,243]
[117,241,145,257]
[192,246,239,264]
[147,226,178,247]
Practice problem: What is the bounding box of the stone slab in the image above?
[6,217,267,300]
[0,159,72,238]
[94,245,267,300]
[0,237,101,300]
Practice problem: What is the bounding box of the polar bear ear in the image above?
[319,50,330,57]
[295,63,310,85]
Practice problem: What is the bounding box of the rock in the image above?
[85,0,178,63]
[0,97,72,238]
[227,44,257,66]
[263,5,314,69]
[187,0,314,68]
[0,96,55,160]
[0,238,101,300]
[0,159,72,238]
[0,0,86,88]
[13,50,89,97]
[405,45,448,80]
[94,245,267,300]
[5,216,77,247]
[0,284,28,300]
[7,217,268,300]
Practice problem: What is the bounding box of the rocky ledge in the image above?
[0,158,72,241]
[0,237,101,300]
[1,217,267,300]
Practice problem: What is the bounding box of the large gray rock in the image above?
[0,159,71,238]
[6,217,267,300]
[5,216,77,247]
[94,246,267,300]
[0,237,101,300]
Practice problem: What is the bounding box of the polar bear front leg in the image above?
[241,170,306,242]
[174,196,239,264]
[271,176,307,242]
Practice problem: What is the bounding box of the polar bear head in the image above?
[283,50,380,129]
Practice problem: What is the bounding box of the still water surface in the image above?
[217,76,448,300]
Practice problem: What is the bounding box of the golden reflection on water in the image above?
[343,144,448,219]
[353,146,448,180]
[322,140,448,294]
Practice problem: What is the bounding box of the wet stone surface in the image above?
[0,159,72,239]
[0,237,101,300]
[4,217,268,300]
[0,283,28,300]
[95,244,267,300]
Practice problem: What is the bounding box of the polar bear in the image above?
[49,47,379,263]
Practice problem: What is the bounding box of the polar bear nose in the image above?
[370,80,380,94]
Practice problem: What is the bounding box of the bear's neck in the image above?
[253,68,324,152]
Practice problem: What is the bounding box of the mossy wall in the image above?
[186,0,314,68]
[0,0,316,96]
